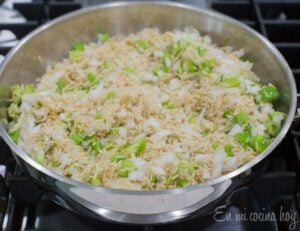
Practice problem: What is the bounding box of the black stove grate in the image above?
[0,0,81,55]
[1,0,300,230]
[211,0,300,93]
[14,1,82,21]
[2,142,299,231]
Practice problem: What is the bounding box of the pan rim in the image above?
[0,1,297,196]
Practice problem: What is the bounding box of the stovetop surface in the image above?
[1,0,300,230]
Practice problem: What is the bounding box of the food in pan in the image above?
[7,28,285,190]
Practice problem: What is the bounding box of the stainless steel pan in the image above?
[0,1,296,224]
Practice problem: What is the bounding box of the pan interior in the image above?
[0,3,296,191]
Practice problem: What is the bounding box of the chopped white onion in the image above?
[151,166,166,176]
[168,78,180,90]
[228,124,243,137]
[223,157,238,171]
[128,170,145,181]
[155,152,178,167]
[144,118,160,130]
[212,152,225,178]
[116,109,127,118]
[132,157,147,170]
[150,130,172,142]
[126,120,135,129]
[119,127,127,138]
[195,154,211,161]
[88,81,104,99]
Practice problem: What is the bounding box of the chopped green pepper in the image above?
[252,134,270,153]
[176,65,185,74]
[111,152,127,162]
[69,42,85,62]
[199,59,217,75]
[89,141,103,153]
[176,161,198,175]
[258,84,280,102]
[8,103,20,121]
[184,59,199,73]
[9,128,20,143]
[56,78,68,92]
[222,77,240,88]
[171,162,195,182]
[87,72,97,84]
[108,126,119,136]
[188,115,197,124]
[169,40,186,56]
[151,66,169,76]
[212,142,220,150]
[122,138,147,156]
[71,133,103,154]
[233,112,248,125]
[103,62,113,70]
[11,84,35,106]
[10,87,22,106]
[95,110,104,120]
[98,32,110,43]
[265,111,285,137]
[69,51,83,62]
[71,42,85,52]
[244,123,252,134]
[86,73,100,90]
[122,66,135,75]
[71,132,85,145]
[234,132,252,148]
[265,120,279,137]
[161,100,177,109]
[187,162,198,173]
[90,177,102,186]
[117,160,136,177]
[200,127,210,136]
[197,46,206,56]
[150,175,159,184]
[36,151,45,164]
[134,39,149,51]
[223,109,234,119]
[112,139,147,162]
[104,140,117,150]
[161,53,172,66]
[85,135,103,153]
[224,144,234,157]
[106,91,116,99]
[24,84,35,94]
[49,159,59,168]
[176,178,189,187]
[269,111,285,127]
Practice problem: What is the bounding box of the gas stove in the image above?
[0,0,300,230]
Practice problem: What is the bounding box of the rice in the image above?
[7,28,285,190]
